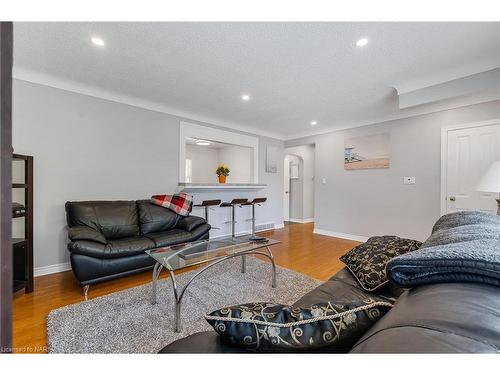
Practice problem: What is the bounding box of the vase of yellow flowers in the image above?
[216,164,230,183]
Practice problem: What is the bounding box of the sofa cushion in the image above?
[66,201,140,240]
[205,298,393,352]
[68,236,155,259]
[105,236,156,258]
[157,328,384,354]
[136,200,179,234]
[159,331,248,353]
[350,283,500,353]
[70,253,156,284]
[144,229,194,247]
[340,236,422,291]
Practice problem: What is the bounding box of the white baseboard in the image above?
[34,262,71,277]
[211,221,283,239]
[313,228,369,242]
[211,230,251,239]
[288,218,315,224]
[273,222,285,230]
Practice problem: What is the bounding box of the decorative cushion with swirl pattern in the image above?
[205,298,393,352]
[340,236,422,292]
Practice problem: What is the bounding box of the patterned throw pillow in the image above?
[340,236,422,292]
[205,298,393,352]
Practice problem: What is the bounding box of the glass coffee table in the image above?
[145,235,280,332]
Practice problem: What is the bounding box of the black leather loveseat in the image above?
[66,200,210,287]
[160,267,500,353]
[160,212,500,353]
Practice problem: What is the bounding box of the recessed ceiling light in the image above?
[91,37,105,47]
[195,139,211,146]
[241,94,250,101]
[356,38,369,47]
[310,121,318,126]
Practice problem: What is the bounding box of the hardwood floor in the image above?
[11,222,359,353]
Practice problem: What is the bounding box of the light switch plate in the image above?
[404,176,416,185]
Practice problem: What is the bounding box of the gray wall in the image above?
[286,100,500,241]
[13,77,500,269]
[13,80,284,269]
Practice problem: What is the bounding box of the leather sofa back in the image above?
[136,200,179,234]
[350,282,500,353]
[66,201,140,240]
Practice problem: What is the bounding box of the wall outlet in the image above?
[404,176,416,185]
[321,178,327,184]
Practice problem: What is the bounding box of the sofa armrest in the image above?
[68,225,107,245]
[176,215,207,232]
[67,240,107,258]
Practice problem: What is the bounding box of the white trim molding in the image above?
[34,262,71,277]
[285,98,500,141]
[313,228,369,242]
[288,218,315,224]
[393,65,500,95]
[206,222,284,239]
[273,222,285,230]
[440,118,500,216]
[397,69,500,109]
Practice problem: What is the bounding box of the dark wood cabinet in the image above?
[1,21,14,351]
[12,153,33,294]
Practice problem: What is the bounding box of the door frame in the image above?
[284,153,305,223]
[440,118,500,216]
[283,155,290,221]
[0,21,13,353]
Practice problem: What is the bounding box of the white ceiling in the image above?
[13,22,500,140]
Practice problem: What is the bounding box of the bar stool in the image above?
[244,197,267,240]
[193,199,222,231]
[220,198,248,273]
[220,198,248,239]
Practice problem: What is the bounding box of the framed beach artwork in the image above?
[344,133,390,170]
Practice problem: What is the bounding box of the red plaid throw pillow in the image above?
[151,192,193,217]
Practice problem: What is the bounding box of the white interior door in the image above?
[283,156,290,221]
[445,123,500,214]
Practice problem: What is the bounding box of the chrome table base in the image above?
[150,246,277,333]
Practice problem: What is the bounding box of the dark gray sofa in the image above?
[160,211,500,353]
[66,200,210,286]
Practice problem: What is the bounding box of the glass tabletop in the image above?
[145,234,280,271]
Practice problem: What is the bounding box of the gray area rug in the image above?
[47,257,322,353]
